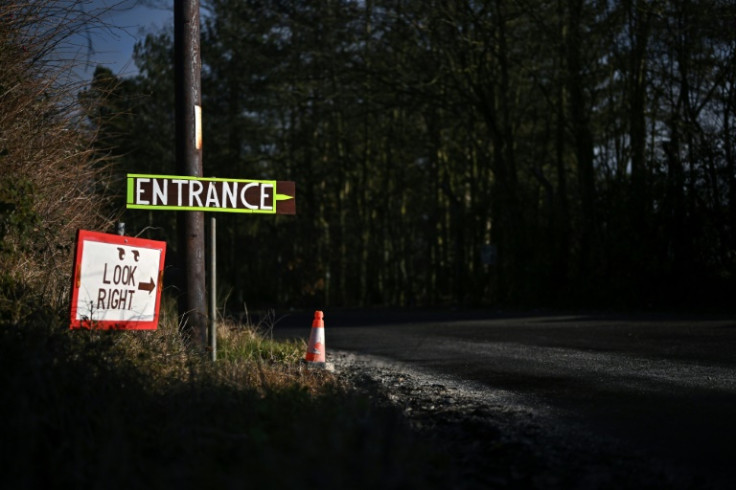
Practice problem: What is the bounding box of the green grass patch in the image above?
[217,320,306,364]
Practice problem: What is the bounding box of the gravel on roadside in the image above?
[330,350,718,490]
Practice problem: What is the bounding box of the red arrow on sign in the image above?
[138,277,156,293]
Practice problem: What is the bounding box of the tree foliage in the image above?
[91,0,736,309]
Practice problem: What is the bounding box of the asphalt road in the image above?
[272,309,736,487]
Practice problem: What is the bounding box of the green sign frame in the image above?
[126,174,296,215]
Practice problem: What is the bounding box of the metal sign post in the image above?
[209,215,217,361]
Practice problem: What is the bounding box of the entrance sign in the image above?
[70,230,166,330]
[127,174,296,215]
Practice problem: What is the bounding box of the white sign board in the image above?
[70,230,166,330]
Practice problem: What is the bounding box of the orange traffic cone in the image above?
[304,310,326,365]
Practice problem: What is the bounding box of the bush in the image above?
[0,1,115,321]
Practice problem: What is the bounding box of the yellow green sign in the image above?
[126,174,296,215]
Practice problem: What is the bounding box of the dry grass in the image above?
[0,299,457,489]
[1,1,118,322]
[102,300,330,398]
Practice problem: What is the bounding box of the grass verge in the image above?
[0,300,456,489]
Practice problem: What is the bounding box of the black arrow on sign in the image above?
[138,277,156,293]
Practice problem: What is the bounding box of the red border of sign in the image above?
[69,229,166,330]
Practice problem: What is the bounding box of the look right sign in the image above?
[70,229,166,330]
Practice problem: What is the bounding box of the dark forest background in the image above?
[81,0,736,311]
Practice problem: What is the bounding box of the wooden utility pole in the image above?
[174,0,207,348]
